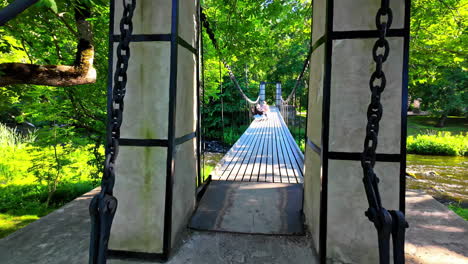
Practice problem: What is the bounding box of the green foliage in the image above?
[202,165,214,182]
[407,132,468,156]
[0,124,101,237]
[0,0,108,161]
[35,0,58,13]
[448,203,468,221]
[0,213,40,238]
[409,0,468,118]
[0,124,35,184]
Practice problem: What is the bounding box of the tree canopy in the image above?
[0,0,465,144]
[409,0,467,123]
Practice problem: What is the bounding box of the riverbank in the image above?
[406,154,468,220]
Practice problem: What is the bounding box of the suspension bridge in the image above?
[212,107,304,183]
[0,1,412,264]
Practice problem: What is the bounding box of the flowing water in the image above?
[406,154,468,205]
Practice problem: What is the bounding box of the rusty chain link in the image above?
[361,1,408,264]
[89,1,136,263]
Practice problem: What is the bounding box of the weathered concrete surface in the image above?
[110,231,319,264]
[189,181,303,235]
[1,188,466,264]
[0,188,316,264]
[405,190,468,264]
[0,188,98,264]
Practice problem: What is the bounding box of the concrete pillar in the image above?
[259,81,266,102]
[303,0,409,263]
[107,0,198,260]
[276,82,282,106]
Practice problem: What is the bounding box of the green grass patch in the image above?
[0,214,41,238]
[407,132,467,156]
[0,123,100,238]
[448,204,468,221]
[0,181,97,239]
[202,165,214,181]
[407,116,467,137]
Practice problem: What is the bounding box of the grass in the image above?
[448,204,468,221]
[407,116,467,136]
[0,123,100,238]
[202,165,214,181]
[0,214,41,238]
[0,181,97,238]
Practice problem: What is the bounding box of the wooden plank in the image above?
[214,117,255,180]
[218,118,260,180]
[274,108,299,184]
[239,118,268,181]
[212,106,305,183]
[272,109,289,183]
[265,116,274,182]
[256,117,270,182]
[271,111,281,183]
[276,119,300,184]
[233,124,262,181]
[214,132,248,180]
[225,119,262,180]
[276,109,305,182]
[243,118,269,181]
[249,117,270,182]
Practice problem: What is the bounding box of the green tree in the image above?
[0,0,109,176]
[409,0,468,126]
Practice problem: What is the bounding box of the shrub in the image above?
[0,124,34,184]
[407,132,468,156]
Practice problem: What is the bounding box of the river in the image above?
[406,154,468,205]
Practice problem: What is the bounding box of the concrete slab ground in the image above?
[110,231,318,264]
[0,188,466,264]
[189,181,304,235]
[405,190,468,264]
[0,188,317,264]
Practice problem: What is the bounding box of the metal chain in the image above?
[200,9,260,105]
[89,1,136,263]
[361,1,408,264]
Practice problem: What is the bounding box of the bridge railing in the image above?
[277,83,307,154]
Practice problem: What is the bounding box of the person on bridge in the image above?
[261,101,270,119]
[254,103,264,116]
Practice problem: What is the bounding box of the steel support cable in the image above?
[360,1,408,263]
[200,9,260,105]
[88,0,136,263]
[281,44,312,105]
[0,0,39,26]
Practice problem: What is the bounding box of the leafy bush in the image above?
[407,132,468,156]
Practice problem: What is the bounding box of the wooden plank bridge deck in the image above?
[212,107,304,183]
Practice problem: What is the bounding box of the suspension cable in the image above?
[361,1,408,263]
[200,8,260,105]
[281,45,312,105]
